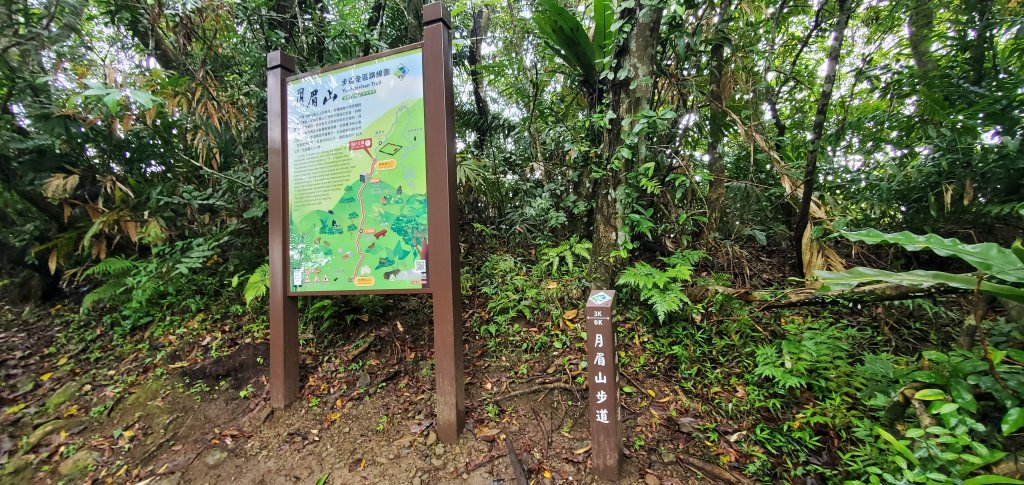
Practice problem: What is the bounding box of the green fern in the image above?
[80,257,142,312]
[618,250,706,322]
[81,279,126,311]
[243,263,270,307]
[83,257,139,277]
[538,236,591,276]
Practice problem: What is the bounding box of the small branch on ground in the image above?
[505,435,529,485]
[464,452,502,473]
[493,382,577,403]
[677,454,750,484]
[690,283,967,310]
[345,333,374,362]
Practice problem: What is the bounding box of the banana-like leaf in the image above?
[817,267,1024,303]
[592,0,614,66]
[841,229,1024,283]
[534,0,598,87]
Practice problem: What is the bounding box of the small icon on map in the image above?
[395,64,409,79]
[589,291,612,305]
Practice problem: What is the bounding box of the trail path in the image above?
[350,145,378,281]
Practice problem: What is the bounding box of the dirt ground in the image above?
[1,299,742,485]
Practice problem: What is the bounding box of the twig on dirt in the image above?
[494,382,577,403]
[369,367,399,390]
[504,435,529,485]
[530,408,551,448]
[677,455,750,484]
[618,370,643,394]
[345,333,375,362]
[465,452,502,472]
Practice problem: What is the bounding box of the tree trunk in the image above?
[403,0,424,44]
[793,0,853,278]
[469,8,491,151]
[361,0,386,57]
[123,1,186,72]
[704,0,733,237]
[590,6,664,288]
[907,0,937,76]
[967,0,994,86]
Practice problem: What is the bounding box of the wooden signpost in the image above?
[265,2,463,444]
[586,290,621,480]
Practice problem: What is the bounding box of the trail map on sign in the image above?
[286,48,427,293]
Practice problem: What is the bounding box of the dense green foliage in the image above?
[2,0,1022,482]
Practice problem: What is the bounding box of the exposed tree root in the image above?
[493,382,577,403]
[677,454,751,484]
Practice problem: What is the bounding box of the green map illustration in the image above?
[287,49,427,293]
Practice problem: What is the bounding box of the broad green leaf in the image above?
[913,388,946,400]
[592,0,614,64]
[103,91,122,114]
[1009,349,1024,363]
[990,349,1007,364]
[922,350,949,363]
[934,402,960,414]
[963,476,1024,485]
[816,267,1024,303]
[1002,407,1024,435]
[127,89,160,109]
[950,379,978,412]
[840,230,1024,283]
[876,428,919,465]
[910,370,947,385]
[1012,238,1024,264]
[534,0,598,87]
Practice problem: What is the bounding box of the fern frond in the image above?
[617,262,660,290]
[81,279,125,312]
[244,263,270,306]
[83,257,139,277]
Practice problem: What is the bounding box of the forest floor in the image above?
[0,296,744,485]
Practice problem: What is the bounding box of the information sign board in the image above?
[286,47,428,293]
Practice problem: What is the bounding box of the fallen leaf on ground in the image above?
[475,427,501,440]
[572,444,591,454]
[4,403,26,415]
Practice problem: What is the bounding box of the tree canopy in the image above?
[1,0,1023,482]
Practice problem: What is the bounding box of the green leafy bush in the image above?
[618,250,706,322]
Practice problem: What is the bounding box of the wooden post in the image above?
[267,51,300,408]
[422,2,465,444]
[586,290,621,480]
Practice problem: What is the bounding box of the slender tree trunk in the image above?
[967,0,994,86]
[907,0,937,76]
[362,0,386,57]
[704,0,733,237]
[403,0,424,44]
[793,0,853,277]
[271,0,299,47]
[469,8,491,151]
[124,0,186,71]
[590,6,664,288]
[308,0,329,67]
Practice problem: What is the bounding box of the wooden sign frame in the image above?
[266,2,463,443]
